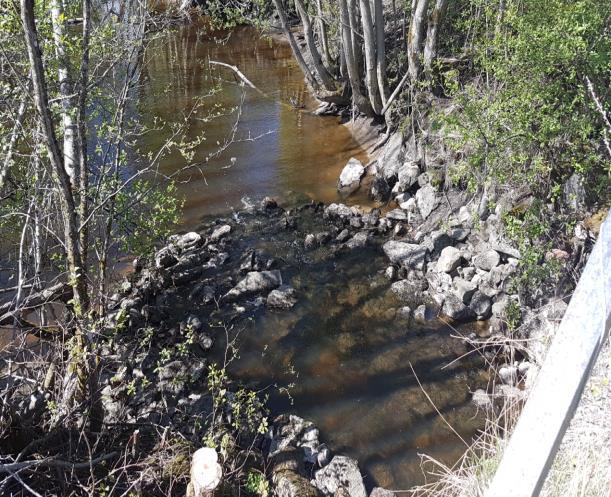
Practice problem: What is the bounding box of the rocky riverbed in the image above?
[98,164,547,494]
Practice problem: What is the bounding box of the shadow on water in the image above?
[196,208,489,491]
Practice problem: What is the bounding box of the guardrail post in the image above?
[484,211,611,497]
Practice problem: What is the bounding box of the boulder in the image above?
[382,241,428,270]
[325,203,356,219]
[370,488,396,497]
[224,271,282,300]
[415,185,439,220]
[313,456,367,497]
[336,229,351,243]
[396,162,420,191]
[453,278,477,304]
[473,249,501,271]
[210,224,231,242]
[267,285,298,309]
[345,232,369,249]
[437,246,462,273]
[469,291,492,319]
[173,231,202,249]
[369,176,391,203]
[448,227,470,242]
[377,132,404,180]
[562,173,586,211]
[338,158,365,195]
[413,304,427,322]
[274,471,319,497]
[442,294,475,321]
[155,246,178,268]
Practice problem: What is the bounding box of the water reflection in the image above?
[137,22,370,226]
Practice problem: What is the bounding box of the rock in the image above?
[210,224,231,242]
[325,203,356,219]
[155,246,178,268]
[391,280,426,300]
[385,266,397,280]
[361,210,380,227]
[336,229,351,243]
[395,192,411,205]
[383,241,428,270]
[396,162,420,191]
[370,489,395,497]
[442,294,475,321]
[261,196,278,210]
[304,234,317,250]
[369,176,391,203]
[338,158,365,195]
[473,249,501,271]
[385,209,408,221]
[174,231,202,249]
[224,271,282,300]
[413,304,427,322]
[267,285,298,309]
[498,365,518,385]
[181,315,203,333]
[460,266,476,280]
[345,232,369,249]
[417,172,430,188]
[274,471,319,497]
[453,278,477,304]
[396,306,412,320]
[472,389,493,409]
[469,291,492,319]
[449,227,470,242]
[429,230,453,253]
[313,456,367,497]
[415,185,439,220]
[562,172,586,211]
[491,242,521,259]
[437,247,462,273]
[378,132,404,180]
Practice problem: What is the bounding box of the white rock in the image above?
[338,158,365,195]
[437,246,462,273]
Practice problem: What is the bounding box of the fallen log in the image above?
[0,282,72,324]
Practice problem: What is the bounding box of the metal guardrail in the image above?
[485,211,611,497]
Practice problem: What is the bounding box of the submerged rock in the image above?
[338,158,365,195]
[267,285,298,309]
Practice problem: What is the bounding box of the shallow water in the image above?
[137,22,370,226]
[137,22,487,491]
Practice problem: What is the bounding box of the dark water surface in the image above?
[139,22,486,491]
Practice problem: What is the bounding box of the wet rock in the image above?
[413,304,427,322]
[437,246,462,273]
[370,488,396,497]
[442,294,475,321]
[269,415,310,457]
[325,203,356,220]
[224,270,282,300]
[261,196,278,210]
[336,229,351,243]
[415,185,439,220]
[345,232,369,249]
[391,280,426,300]
[369,176,391,203]
[155,246,178,268]
[267,285,298,310]
[305,234,317,250]
[338,158,365,195]
[473,249,501,271]
[383,241,428,270]
[313,456,367,497]
[453,278,477,304]
[469,291,492,319]
[210,224,231,242]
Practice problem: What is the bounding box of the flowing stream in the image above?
[136,20,487,491]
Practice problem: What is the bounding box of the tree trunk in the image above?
[359,0,382,113]
[272,0,320,91]
[50,0,78,187]
[408,0,428,81]
[339,0,374,116]
[374,0,388,104]
[423,0,449,76]
[294,0,336,90]
[347,0,362,78]
[315,0,331,67]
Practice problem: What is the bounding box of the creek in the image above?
[136,20,487,491]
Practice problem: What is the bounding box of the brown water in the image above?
[137,22,370,226]
[135,22,486,491]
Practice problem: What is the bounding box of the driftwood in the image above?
[0,282,71,324]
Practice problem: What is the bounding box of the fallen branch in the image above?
[381,70,409,115]
[0,282,71,324]
[0,452,118,473]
